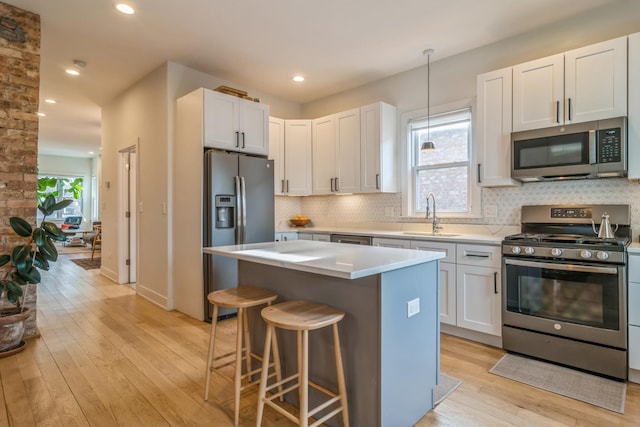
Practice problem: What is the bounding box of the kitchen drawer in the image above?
[630,281,640,326]
[456,244,501,268]
[312,233,330,242]
[372,237,411,249]
[410,240,456,263]
[630,253,640,283]
[298,232,313,240]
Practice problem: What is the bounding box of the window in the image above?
[403,101,480,218]
[37,175,84,220]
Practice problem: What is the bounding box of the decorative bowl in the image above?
[289,218,311,227]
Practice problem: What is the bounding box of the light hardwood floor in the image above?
[1,254,639,426]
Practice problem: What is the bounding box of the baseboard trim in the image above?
[441,323,503,348]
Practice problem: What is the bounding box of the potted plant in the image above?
[0,195,71,355]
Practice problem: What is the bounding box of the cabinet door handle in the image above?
[281,179,285,194]
[286,180,289,193]
[568,98,572,121]
[375,173,380,190]
[235,131,240,147]
[477,164,482,183]
[494,271,498,294]
[556,101,560,123]
[335,177,340,192]
[241,132,246,148]
[330,178,334,192]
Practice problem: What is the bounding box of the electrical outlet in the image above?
[407,298,420,318]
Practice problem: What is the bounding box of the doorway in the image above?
[119,146,138,285]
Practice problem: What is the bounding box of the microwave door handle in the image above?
[589,129,596,164]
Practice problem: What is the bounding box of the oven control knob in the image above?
[596,251,609,260]
[550,248,563,257]
[511,246,522,255]
[580,250,593,259]
[524,247,535,255]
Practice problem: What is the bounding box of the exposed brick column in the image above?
[0,2,40,338]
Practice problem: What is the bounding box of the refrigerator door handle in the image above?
[240,176,247,244]
[234,176,242,243]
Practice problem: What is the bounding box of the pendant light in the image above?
[421,48,436,151]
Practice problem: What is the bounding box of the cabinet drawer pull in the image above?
[464,253,490,258]
[494,271,498,294]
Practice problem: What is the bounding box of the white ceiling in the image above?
[5,0,621,158]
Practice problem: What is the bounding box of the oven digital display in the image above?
[550,208,592,219]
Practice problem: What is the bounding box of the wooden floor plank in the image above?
[0,254,638,426]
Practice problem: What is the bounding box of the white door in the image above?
[268,117,285,195]
[119,146,138,285]
[203,90,239,150]
[564,36,627,124]
[335,108,361,193]
[284,120,313,195]
[512,53,564,131]
[239,100,269,155]
[312,115,336,195]
[456,265,501,336]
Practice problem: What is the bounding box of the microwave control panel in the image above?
[598,127,622,163]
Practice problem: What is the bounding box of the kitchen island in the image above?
[204,240,444,427]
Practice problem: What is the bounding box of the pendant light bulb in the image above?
[421,48,436,152]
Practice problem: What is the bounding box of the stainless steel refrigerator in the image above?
[203,149,274,320]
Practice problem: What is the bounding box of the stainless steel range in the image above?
[502,204,631,380]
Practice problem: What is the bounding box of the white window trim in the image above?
[399,98,482,219]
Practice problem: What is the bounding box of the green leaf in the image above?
[18,267,41,284]
[41,222,67,241]
[34,252,50,271]
[9,217,32,237]
[5,280,23,305]
[38,238,58,262]
[33,228,46,246]
[51,199,73,212]
[42,194,56,212]
[11,245,30,270]
[0,255,9,267]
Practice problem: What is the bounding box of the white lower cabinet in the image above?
[411,240,456,325]
[455,243,501,336]
[372,237,411,249]
[629,254,640,379]
[275,232,298,242]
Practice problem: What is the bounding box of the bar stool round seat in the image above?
[256,300,350,427]
[204,286,282,427]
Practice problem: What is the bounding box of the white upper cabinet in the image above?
[476,67,520,187]
[203,89,269,155]
[284,120,313,195]
[513,36,627,131]
[628,33,640,181]
[360,102,397,193]
[334,108,361,193]
[268,117,285,194]
[270,118,312,196]
[312,115,336,195]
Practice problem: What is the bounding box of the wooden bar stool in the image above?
[256,300,349,427]
[204,286,283,427]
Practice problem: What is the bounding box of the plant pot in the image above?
[0,307,29,354]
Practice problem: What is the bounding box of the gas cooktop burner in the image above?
[504,233,630,246]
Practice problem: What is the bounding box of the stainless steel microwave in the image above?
[511,117,627,182]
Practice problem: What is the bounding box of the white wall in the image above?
[102,61,300,314]
[37,154,94,223]
[288,0,640,239]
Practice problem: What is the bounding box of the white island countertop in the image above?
[204,240,445,279]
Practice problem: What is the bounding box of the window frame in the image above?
[400,98,481,219]
[37,174,85,220]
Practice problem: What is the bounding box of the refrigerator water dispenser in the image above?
[215,195,235,228]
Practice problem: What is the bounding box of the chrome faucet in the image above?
[425,192,443,234]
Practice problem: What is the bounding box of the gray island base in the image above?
[204,240,443,427]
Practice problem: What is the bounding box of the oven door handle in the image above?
[504,258,618,275]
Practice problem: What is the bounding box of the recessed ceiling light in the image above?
[45,98,56,104]
[293,75,305,82]
[37,112,46,117]
[115,2,135,15]
[65,69,80,76]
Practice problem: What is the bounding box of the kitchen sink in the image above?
[401,231,460,237]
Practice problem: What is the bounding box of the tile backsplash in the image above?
[275,178,640,239]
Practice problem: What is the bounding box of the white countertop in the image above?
[283,226,507,245]
[204,240,445,279]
